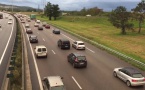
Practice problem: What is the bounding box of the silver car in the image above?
[113,67,145,87]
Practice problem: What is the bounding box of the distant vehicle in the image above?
[67,52,87,68]
[72,41,85,50]
[8,21,12,24]
[26,28,33,34]
[45,24,50,29]
[0,13,3,19]
[5,16,8,19]
[42,22,47,26]
[113,67,145,87]
[29,35,38,43]
[27,19,31,22]
[34,23,39,27]
[21,20,25,23]
[9,18,12,20]
[38,25,43,30]
[36,20,40,23]
[34,45,47,58]
[57,39,70,49]
[30,14,36,20]
[53,29,60,34]
[25,24,30,28]
[42,76,65,90]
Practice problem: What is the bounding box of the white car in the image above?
[25,24,30,28]
[8,21,12,24]
[36,20,40,23]
[35,45,47,58]
[72,41,85,50]
[34,23,39,27]
[113,67,145,87]
[42,76,65,90]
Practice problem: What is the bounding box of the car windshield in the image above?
[132,73,143,78]
[78,43,84,45]
[42,48,46,51]
[77,56,86,61]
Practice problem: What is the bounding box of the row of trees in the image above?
[44,2,60,20]
[109,0,145,34]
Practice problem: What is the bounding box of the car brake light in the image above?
[75,58,78,62]
[132,79,138,82]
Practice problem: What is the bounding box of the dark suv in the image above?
[67,53,87,68]
[57,39,70,49]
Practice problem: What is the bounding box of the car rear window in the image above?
[42,48,46,51]
[77,56,86,61]
[132,73,143,78]
[78,43,84,45]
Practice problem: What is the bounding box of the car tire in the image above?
[126,80,131,87]
[73,63,76,68]
[113,72,117,77]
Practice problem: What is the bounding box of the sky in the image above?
[0,0,143,11]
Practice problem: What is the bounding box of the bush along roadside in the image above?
[9,16,22,90]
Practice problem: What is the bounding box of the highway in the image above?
[0,13,16,89]
[19,16,145,90]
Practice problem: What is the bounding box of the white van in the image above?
[34,45,47,58]
[42,76,66,90]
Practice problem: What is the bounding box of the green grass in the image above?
[37,15,145,70]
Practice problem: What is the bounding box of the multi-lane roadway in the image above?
[0,13,16,89]
[19,16,145,90]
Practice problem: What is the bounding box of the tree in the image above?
[109,6,133,34]
[44,2,53,20]
[132,0,145,33]
[52,4,60,20]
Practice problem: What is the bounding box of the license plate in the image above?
[80,63,84,65]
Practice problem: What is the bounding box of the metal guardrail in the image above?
[48,22,145,69]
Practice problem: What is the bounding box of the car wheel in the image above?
[113,72,117,77]
[73,63,76,68]
[126,80,131,87]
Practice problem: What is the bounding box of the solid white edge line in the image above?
[22,24,43,90]
[86,47,95,53]
[43,38,45,41]
[72,76,82,89]
[0,16,14,65]
[52,50,56,54]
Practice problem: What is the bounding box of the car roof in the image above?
[73,52,85,57]
[30,35,37,37]
[36,45,46,48]
[46,76,64,87]
[123,67,141,74]
[76,41,84,43]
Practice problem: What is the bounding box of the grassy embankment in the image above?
[36,15,145,70]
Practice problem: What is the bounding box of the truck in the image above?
[0,13,3,19]
[30,14,36,20]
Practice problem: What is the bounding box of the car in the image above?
[42,22,47,26]
[72,41,85,50]
[8,21,12,24]
[67,52,87,68]
[29,35,38,43]
[42,76,65,90]
[53,29,60,34]
[45,24,50,29]
[57,39,70,49]
[25,24,30,28]
[36,20,40,23]
[9,18,12,20]
[38,25,43,30]
[27,19,31,22]
[113,67,145,87]
[26,28,33,34]
[34,23,39,27]
[21,20,25,23]
[34,45,47,58]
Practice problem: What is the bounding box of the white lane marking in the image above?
[52,50,56,54]
[43,38,45,41]
[86,47,95,53]
[61,33,75,42]
[0,17,14,65]
[72,76,82,89]
[22,24,43,90]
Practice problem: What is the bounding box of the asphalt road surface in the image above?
[0,13,16,89]
[20,16,145,90]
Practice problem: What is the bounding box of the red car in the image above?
[45,24,50,29]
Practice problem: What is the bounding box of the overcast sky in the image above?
[0,0,143,11]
